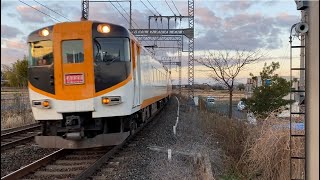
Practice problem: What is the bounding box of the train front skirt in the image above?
[35,132,130,149]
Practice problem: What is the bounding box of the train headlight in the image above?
[102,97,110,104]
[32,99,51,109]
[97,24,110,33]
[42,100,50,108]
[39,29,50,37]
[101,96,122,105]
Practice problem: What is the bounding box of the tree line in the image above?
[2,56,28,88]
[197,49,293,120]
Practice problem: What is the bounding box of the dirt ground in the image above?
[175,88,245,101]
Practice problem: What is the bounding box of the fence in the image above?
[198,95,247,120]
[1,93,31,113]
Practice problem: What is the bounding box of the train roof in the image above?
[27,20,132,43]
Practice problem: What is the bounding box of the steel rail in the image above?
[1,149,68,180]
[1,123,40,135]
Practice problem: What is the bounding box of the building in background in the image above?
[245,76,299,100]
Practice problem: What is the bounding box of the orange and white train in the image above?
[27,20,172,149]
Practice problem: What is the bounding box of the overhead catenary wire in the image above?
[108,2,131,27]
[141,0,160,29]
[19,0,61,22]
[146,0,161,16]
[171,0,181,16]
[33,0,71,21]
[165,0,175,15]
[106,3,152,46]
[115,1,140,29]
[139,0,156,15]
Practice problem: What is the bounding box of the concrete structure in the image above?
[301,1,319,179]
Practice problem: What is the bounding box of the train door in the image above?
[53,22,95,112]
[132,41,141,107]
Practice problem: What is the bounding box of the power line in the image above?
[107,3,152,47]
[115,1,140,29]
[139,0,155,15]
[146,0,161,16]
[171,0,181,16]
[165,0,175,15]
[33,0,71,21]
[19,0,61,22]
[108,2,131,27]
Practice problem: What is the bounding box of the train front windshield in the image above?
[93,38,130,63]
[28,40,53,67]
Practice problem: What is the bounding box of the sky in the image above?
[1,0,302,85]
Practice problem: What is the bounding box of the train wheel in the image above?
[141,108,148,123]
[41,121,47,135]
[130,119,138,135]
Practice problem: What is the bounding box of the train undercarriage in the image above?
[35,98,168,149]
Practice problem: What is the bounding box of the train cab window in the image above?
[28,40,53,67]
[94,38,130,63]
[62,40,84,64]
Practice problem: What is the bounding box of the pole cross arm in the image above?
[161,61,181,66]
[130,28,194,39]
[135,36,182,41]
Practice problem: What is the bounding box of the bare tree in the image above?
[197,49,264,119]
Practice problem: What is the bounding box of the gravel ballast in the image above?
[92,96,223,179]
[1,143,57,177]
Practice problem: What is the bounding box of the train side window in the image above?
[62,40,84,64]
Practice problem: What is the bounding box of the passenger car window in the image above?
[62,40,84,64]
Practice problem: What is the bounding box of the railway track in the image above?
[1,123,41,151]
[2,103,166,180]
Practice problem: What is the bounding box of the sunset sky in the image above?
[1,0,302,84]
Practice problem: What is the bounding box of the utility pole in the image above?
[188,0,194,99]
[129,0,132,29]
[81,0,89,20]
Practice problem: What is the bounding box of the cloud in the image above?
[2,39,27,50]
[195,7,222,28]
[1,47,27,65]
[1,25,24,38]
[195,12,299,51]
[275,13,300,27]
[87,3,151,29]
[1,1,14,10]
[16,5,55,23]
[221,1,258,11]
[49,2,80,21]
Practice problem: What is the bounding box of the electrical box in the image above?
[295,0,308,10]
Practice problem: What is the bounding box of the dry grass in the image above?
[196,96,305,180]
[198,109,249,179]
[238,114,305,180]
[238,117,290,179]
[1,111,36,130]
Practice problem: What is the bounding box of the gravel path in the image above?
[1,143,57,177]
[92,96,223,179]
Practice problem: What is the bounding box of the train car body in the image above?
[27,21,172,149]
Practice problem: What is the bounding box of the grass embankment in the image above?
[198,97,304,179]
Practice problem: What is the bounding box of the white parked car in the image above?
[206,97,215,105]
[237,100,246,111]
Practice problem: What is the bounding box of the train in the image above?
[27,20,172,149]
